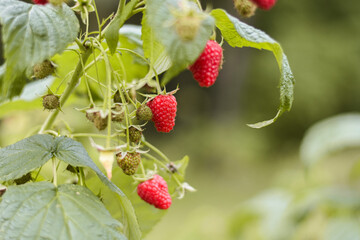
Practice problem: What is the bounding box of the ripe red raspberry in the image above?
[33,0,48,4]
[147,95,177,133]
[189,40,223,87]
[250,0,276,10]
[137,175,172,210]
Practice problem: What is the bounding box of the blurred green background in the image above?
[1,0,360,239]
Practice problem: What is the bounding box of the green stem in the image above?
[39,49,92,133]
[71,133,122,138]
[92,0,102,38]
[52,158,57,187]
[143,153,183,187]
[142,140,170,162]
[118,89,131,150]
[117,48,162,93]
[75,38,86,52]
[139,161,146,177]
[79,168,87,187]
[143,153,169,171]
[195,0,202,9]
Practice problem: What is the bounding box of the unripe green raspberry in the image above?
[233,0,257,18]
[111,104,124,122]
[175,13,203,42]
[94,113,108,131]
[128,126,142,143]
[114,90,122,103]
[136,104,153,121]
[116,152,141,175]
[42,94,60,110]
[14,173,32,185]
[86,111,96,122]
[33,60,55,79]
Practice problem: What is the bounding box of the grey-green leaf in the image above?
[141,12,172,81]
[0,182,126,240]
[0,0,79,97]
[0,134,55,181]
[0,135,141,239]
[105,0,139,54]
[300,113,360,168]
[211,9,295,128]
[146,0,214,84]
[54,137,141,240]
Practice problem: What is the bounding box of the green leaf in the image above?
[210,9,295,128]
[300,113,360,168]
[105,0,139,54]
[0,182,126,239]
[0,77,54,118]
[146,0,214,84]
[325,218,360,240]
[0,134,55,181]
[54,137,141,240]
[0,135,141,239]
[0,0,79,98]
[141,12,172,80]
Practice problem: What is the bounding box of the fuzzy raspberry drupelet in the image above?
[137,175,172,210]
[250,0,276,10]
[189,40,223,87]
[33,0,48,4]
[147,94,177,133]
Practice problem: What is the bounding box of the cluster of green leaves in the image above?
[0,0,296,239]
[0,134,137,239]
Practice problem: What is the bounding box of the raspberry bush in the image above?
[0,0,294,239]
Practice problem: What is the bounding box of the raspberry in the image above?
[189,40,223,87]
[111,104,124,122]
[33,60,55,79]
[86,110,96,122]
[137,175,172,209]
[136,104,153,121]
[113,90,122,103]
[33,0,48,4]
[174,10,203,42]
[128,126,142,143]
[250,0,276,10]
[116,152,141,175]
[42,94,60,110]
[94,113,108,131]
[147,95,177,133]
[233,0,257,18]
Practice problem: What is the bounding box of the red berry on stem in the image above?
[250,0,276,10]
[33,0,48,5]
[137,175,172,210]
[189,40,223,87]
[147,95,177,133]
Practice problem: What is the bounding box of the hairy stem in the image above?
[39,49,92,133]
[142,140,171,162]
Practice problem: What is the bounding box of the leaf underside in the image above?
[211,9,295,128]
[0,0,79,99]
